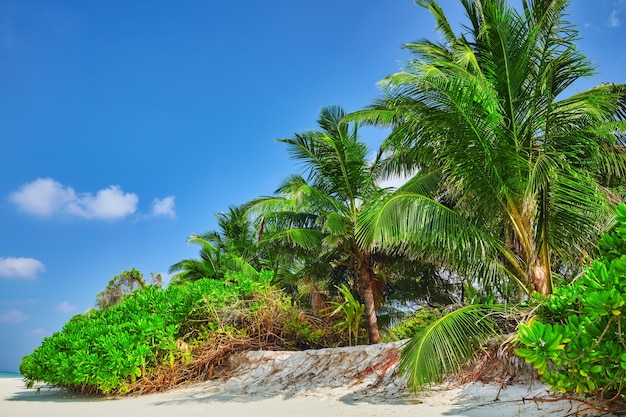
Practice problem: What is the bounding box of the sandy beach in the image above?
[0,377,602,417]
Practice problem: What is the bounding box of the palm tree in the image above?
[355,0,626,298]
[169,206,260,284]
[351,0,626,387]
[249,105,387,344]
[168,233,224,284]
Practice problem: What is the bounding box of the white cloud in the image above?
[0,257,45,279]
[65,185,138,219]
[608,9,621,27]
[55,301,78,314]
[8,178,75,217]
[9,178,138,220]
[9,178,176,221]
[376,168,416,190]
[0,309,28,324]
[150,196,176,218]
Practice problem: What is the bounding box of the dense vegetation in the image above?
[352,0,626,392]
[20,0,626,404]
[20,271,343,395]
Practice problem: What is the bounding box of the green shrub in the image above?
[387,308,442,341]
[515,204,626,400]
[20,270,339,395]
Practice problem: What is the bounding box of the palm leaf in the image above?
[261,228,325,251]
[399,304,503,390]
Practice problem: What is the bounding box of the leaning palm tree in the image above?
[351,0,626,387]
[249,105,388,344]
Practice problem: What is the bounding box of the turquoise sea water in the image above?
[0,371,22,378]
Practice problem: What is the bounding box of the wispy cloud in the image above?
[55,301,78,314]
[26,328,51,338]
[0,257,45,280]
[150,196,176,218]
[608,9,621,27]
[9,178,137,219]
[378,176,409,189]
[0,309,28,324]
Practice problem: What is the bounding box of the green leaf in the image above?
[399,304,503,390]
[590,365,603,373]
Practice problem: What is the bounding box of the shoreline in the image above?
[0,377,600,417]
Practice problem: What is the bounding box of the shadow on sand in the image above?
[7,383,107,404]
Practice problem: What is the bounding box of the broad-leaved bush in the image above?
[386,308,442,341]
[516,204,626,400]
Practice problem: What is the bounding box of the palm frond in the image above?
[396,168,443,196]
[261,228,325,251]
[417,0,457,45]
[357,191,493,261]
[344,107,398,128]
[322,211,349,235]
[356,189,531,294]
[399,304,504,390]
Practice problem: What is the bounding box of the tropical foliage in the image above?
[386,307,442,341]
[399,304,505,390]
[516,204,626,401]
[328,285,365,346]
[21,0,626,400]
[353,0,626,298]
[248,105,388,344]
[21,271,343,395]
[168,206,261,284]
[343,0,626,389]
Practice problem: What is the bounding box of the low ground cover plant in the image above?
[20,271,342,395]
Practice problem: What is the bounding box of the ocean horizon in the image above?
[0,371,22,378]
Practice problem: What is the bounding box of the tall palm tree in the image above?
[351,0,626,387]
[355,0,626,298]
[249,105,387,344]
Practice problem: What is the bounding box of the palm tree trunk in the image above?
[531,260,552,295]
[356,255,381,344]
[512,205,553,296]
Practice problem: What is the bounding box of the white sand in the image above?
[0,377,598,417]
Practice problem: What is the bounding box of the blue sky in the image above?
[1,0,625,373]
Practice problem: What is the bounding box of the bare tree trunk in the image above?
[357,255,381,344]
